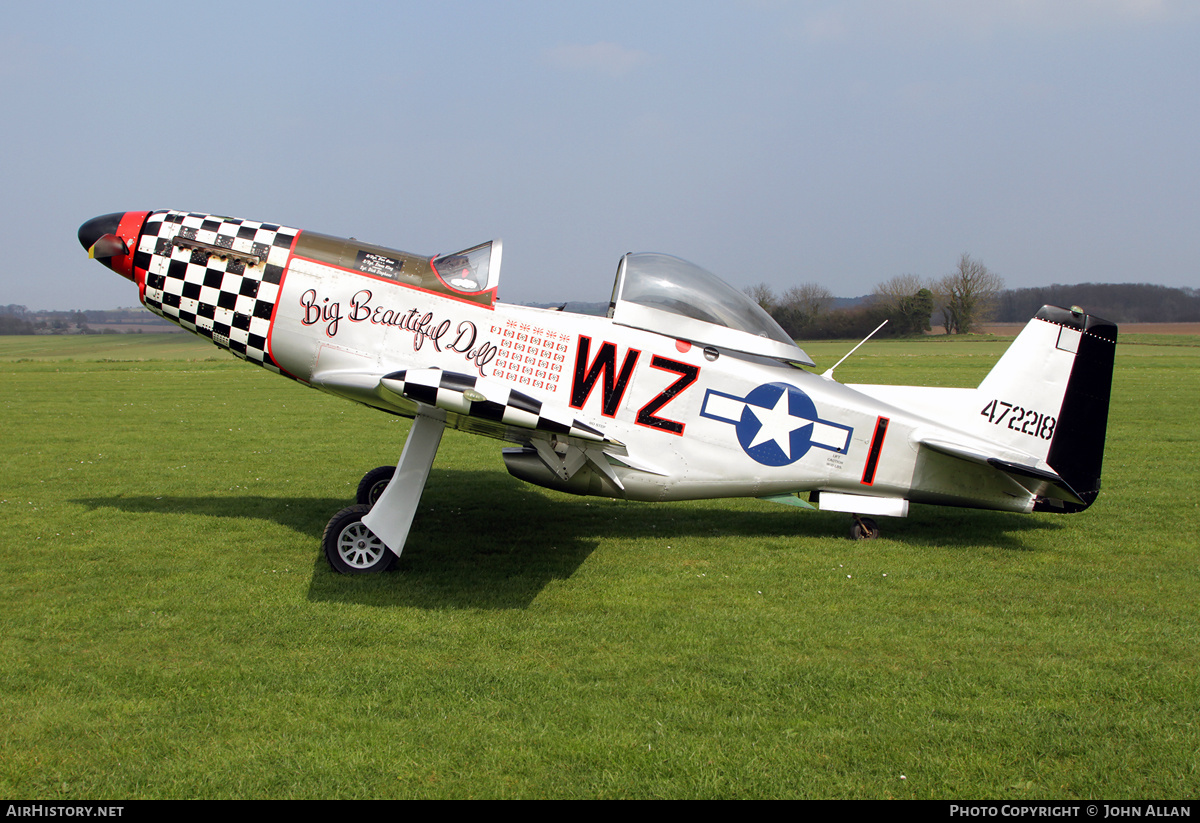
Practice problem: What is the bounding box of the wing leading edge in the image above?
[311,366,620,449]
[379,368,613,445]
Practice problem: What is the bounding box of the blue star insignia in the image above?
[700,382,853,467]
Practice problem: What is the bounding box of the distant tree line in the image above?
[994,283,1200,324]
[0,305,170,335]
[749,253,997,340]
[0,305,88,335]
[0,314,37,334]
[749,255,1200,341]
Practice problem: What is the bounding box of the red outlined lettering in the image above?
[570,336,640,417]
[635,356,700,436]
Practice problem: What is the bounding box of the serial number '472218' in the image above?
[981,399,1057,441]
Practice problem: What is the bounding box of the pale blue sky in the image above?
[4,0,1197,310]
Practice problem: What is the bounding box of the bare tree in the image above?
[781,283,833,322]
[872,273,927,309]
[743,283,777,313]
[873,274,934,336]
[936,254,1004,334]
[743,282,832,336]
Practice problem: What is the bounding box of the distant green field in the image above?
[0,333,215,361]
[2,333,1197,798]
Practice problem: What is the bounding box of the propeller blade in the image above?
[87,234,129,259]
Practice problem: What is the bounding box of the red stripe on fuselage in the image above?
[265,230,303,381]
[861,416,889,485]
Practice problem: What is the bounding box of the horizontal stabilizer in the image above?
[919,437,1085,506]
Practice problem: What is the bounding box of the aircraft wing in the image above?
[918,437,1087,507]
[311,366,625,453]
[380,367,618,444]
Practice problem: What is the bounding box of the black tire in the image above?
[356,466,396,507]
[323,504,395,574]
[850,516,879,540]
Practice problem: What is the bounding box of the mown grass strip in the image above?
[1,335,1197,798]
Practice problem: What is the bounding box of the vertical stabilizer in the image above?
[971,305,1117,511]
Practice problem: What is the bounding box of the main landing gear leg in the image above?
[323,413,446,573]
[362,413,446,559]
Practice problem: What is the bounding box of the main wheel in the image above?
[323,504,395,574]
[850,515,879,540]
[356,465,396,507]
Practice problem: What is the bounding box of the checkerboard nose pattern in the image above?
[136,210,299,373]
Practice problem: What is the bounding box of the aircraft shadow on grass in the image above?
[74,468,1055,610]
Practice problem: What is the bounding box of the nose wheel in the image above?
[323,504,395,574]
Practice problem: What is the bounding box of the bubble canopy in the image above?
[609,253,814,366]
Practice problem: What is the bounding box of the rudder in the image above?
[1033,306,1117,512]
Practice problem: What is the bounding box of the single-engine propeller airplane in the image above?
[78,210,1117,573]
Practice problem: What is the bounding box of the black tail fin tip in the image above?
[1033,305,1118,513]
[1035,304,1118,341]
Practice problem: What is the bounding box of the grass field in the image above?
[2,333,1197,799]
